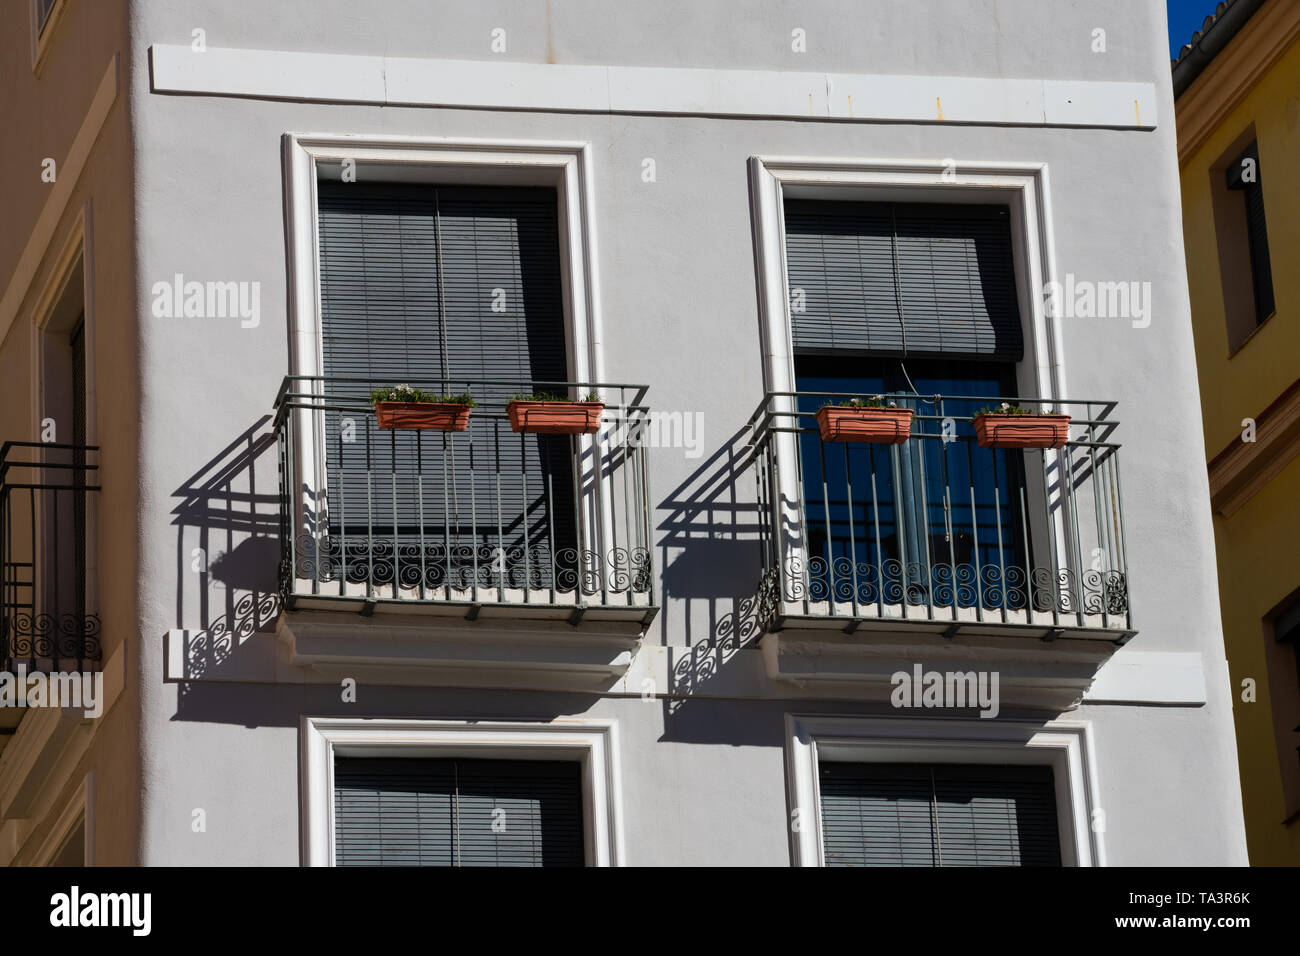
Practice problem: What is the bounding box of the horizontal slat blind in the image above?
[318,182,445,384]
[436,188,568,383]
[784,200,1023,360]
[819,762,1061,867]
[334,757,584,867]
[931,765,1061,866]
[455,760,585,867]
[820,763,937,866]
[316,183,576,584]
[435,189,576,581]
[318,182,445,551]
[334,757,455,866]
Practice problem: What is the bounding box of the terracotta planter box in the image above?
[815,406,914,444]
[507,401,604,435]
[373,401,471,431]
[974,413,1070,449]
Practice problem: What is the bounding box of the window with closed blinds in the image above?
[819,762,1062,867]
[315,182,577,586]
[333,757,585,867]
[784,200,1023,360]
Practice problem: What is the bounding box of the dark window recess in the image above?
[36,0,58,36]
[333,757,584,867]
[1278,601,1300,688]
[1225,142,1275,326]
[819,762,1062,867]
[1275,602,1300,769]
[49,820,85,867]
[70,318,86,628]
[316,182,577,587]
[784,200,1023,361]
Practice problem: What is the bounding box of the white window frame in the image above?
[748,156,1076,606]
[281,134,614,601]
[30,0,67,73]
[301,716,625,866]
[748,156,1064,399]
[784,714,1104,867]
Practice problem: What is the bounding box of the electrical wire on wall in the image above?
[890,204,935,407]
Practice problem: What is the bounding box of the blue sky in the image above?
[1167,0,1225,59]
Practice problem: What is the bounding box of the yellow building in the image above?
[1175,0,1300,865]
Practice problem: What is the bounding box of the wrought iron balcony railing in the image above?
[274,376,655,623]
[748,392,1132,640]
[0,441,101,671]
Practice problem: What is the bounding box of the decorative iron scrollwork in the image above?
[0,612,102,667]
[292,533,652,597]
[778,554,1132,617]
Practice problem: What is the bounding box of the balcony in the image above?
[747,392,1134,707]
[272,377,656,688]
[0,442,101,673]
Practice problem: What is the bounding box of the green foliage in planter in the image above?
[819,395,899,411]
[370,384,476,406]
[973,402,1059,418]
[509,390,602,403]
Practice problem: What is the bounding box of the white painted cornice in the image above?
[149,44,1157,131]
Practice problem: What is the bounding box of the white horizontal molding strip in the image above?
[149,44,1156,130]
[1083,651,1207,705]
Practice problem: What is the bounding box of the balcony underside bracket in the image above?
[275,610,644,693]
[758,623,1134,712]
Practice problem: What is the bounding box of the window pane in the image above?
[333,757,584,867]
[793,357,1030,609]
[784,200,1023,361]
[37,0,58,36]
[820,763,937,866]
[334,757,455,866]
[315,183,576,590]
[819,762,1061,867]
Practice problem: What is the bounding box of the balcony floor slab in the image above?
[276,607,650,692]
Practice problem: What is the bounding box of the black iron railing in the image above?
[748,392,1132,637]
[0,442,101,671]
[274,376,655,615]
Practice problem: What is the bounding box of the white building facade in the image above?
[0,0,1247,866]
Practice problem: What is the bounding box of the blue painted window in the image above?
[793,356,1030,608]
